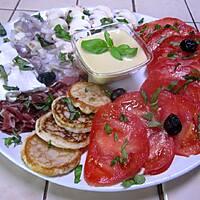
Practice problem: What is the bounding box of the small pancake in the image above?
[35,112,89,149]
[21,133,81,176]
[52,96,93,133]
[68,81,111,114]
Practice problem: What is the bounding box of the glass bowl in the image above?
[72,22,152,84]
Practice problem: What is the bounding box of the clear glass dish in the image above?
[72,22,152,84]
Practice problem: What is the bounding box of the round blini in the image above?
[52,96,93,133]
[21,133,81,177]
[68,81,111,114]
[35,112,89,149]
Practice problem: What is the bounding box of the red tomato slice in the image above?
[157,91,200,156]
[84,102,149,186]
[135,17,196,44]
[144,131,175,175]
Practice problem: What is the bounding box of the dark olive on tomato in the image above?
[37,71,56,86]
[180,39,198,53]
[110,88,126,101]
[163,113,182,135]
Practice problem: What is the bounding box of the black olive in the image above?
[163,113,182,136]
[110,88,126,101]
[180,39,198,53]
[37,71,56,86]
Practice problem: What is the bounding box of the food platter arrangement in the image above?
[0,5,199,192]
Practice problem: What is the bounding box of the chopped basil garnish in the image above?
[63,97,81,120]
[110,156,121,166]
[33,94,54,111]
[117,18,129,24]
[147,120,162,128]
[154,24,162,30]
[59,52,68,63]
[150,87,162,110]
[36,34,54,48]
[100,17,114,25]
[142,112,153,121]
[166,80,178,92]
[139,25,147,34]
[4,135,22,148]
[119,113,128,122]
[104,123,112,135]
[0,23,7,37]
[33,13,44,22]
[3,37,10,43]
[74,165,82,184]
[0,64,8,83]
[122,175,146,188]
[66,11,73,24]
[114,133,119,142]
[48,140,52,149]
[138,18,144,25]
[121,139,128,162]
[81,31,138,61]
[83,9,90,16]
[140,89,148,104]
[167,52,178,59]
[13,56,34,71]
[3,85,19,91]
[54,24,71,41]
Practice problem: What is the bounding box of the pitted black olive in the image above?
[110,88,126,101]
[163,113,182,136]
[37,71,56,86]
[180,39,198,53]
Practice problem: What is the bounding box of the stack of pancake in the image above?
[21,82,111,177]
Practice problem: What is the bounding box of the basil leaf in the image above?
[122,175,146,187]
[138,18,144,25]
[3,38,10,43]
[74,165,82,184]
[83,9,90,16]
[140,89,148,104]
[13,56,34,71]
[117,44,138,58]
[3,85,19,91]
[154,24,162,30]
[33,13,44,22]
[139,25,147,34]
[110,47,123,60]
[114,133,119,142]
[147,120,162,128]
[104,123,112,135]
[142,112,153,121]
[0,65,8,82]
[150,87,162,109]
[104,31,113,47]
[0,23,7,37]
[110,156,120,166]
[48,140,52,149]
[59,52,68,63]
[81,39,108,54]
[63,97,81,121]
[33,94,54,111]
[4,135,22,148]
[167,52,178,59]
[100,17,113,25]
[121,139,128,162]
[36,34,54,48]
[54,24,71,41]
[66,10,73,24]
[166,80,178,92]
[117,18,129,24]
[119,113,128,122]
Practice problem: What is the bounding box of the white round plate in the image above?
[0,9,199,192]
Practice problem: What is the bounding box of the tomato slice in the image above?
[156,91,200,156]
[84,102,149,186]
[144,131,175,175]
[135,17,196,45]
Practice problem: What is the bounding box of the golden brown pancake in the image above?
[68,81,111,114]
[35,112,89,149]
[21,133,81,176]
[52,96,93,133]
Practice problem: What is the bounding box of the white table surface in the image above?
[0,0,199,199]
